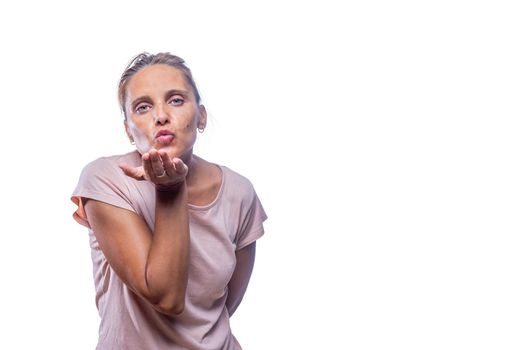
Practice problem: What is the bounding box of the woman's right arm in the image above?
[84,150,190,316]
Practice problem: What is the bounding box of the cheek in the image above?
[127,124,150,151]
[129,121,148,137]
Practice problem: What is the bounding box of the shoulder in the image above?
[221,166,254,190]
[220,166,267,245]
[220,165,257,201]
[73,152,139,212]
[81,151,140,177]
[76,151,141,194]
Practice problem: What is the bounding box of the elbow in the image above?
[140,273,187,316]
[154,297,185,316]
[136,282,186,316]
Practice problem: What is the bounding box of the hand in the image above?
[119,149,188,191]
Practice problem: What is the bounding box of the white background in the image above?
[0,1,523,349]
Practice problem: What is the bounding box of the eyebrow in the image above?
[131,89,190,109]
[165,89,189,98]
[130,96,152,110]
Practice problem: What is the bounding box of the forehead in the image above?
[126,64,190,99]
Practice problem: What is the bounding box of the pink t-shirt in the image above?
[71,151,267,350]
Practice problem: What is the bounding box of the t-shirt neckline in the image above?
[187,164,225,211]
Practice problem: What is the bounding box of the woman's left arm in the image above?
[226,242,257,316]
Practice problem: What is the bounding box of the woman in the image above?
[71,52,267,350]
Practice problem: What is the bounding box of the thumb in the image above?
[119,163,146,181]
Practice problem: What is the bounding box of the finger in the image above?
[172,158,188,175]
[160,151,176,177]
[142,153,156,180]
[119,163,145,180]
[149,149,165,177]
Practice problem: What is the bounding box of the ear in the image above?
[124,120,134,143]
[197,105,207,130]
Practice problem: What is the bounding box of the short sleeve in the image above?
[71,157,135,228]
[235,188,268,250]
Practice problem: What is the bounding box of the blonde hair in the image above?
[118,52,202,118]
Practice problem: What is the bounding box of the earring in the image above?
[198,127,205,133]
[130,140,135,145]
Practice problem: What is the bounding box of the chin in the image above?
[161,146,183,160]
[154,143,193,162]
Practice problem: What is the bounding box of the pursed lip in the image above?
[155,130,175,138]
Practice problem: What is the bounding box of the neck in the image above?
[185,153,201,187]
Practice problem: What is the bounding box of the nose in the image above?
[154,105,170,125]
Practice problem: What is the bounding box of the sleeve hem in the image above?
[71,190,136,229]
[236,226,265,251]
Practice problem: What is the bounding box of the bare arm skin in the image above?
[226,242,256,317]
[84,149,190,316]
